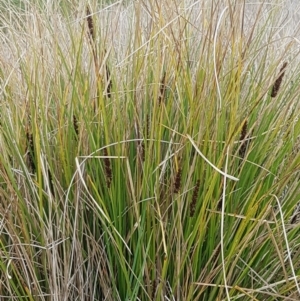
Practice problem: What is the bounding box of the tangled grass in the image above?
[0,0,300,300]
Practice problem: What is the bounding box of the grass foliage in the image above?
[0,0,300,300]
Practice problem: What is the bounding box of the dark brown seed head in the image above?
[105,64,112,98]
[290,214,298,224]
[139,141,145,162]
[190,179,200,217]
[217,178,224,210]
[211,244,221,263]
[174,167,182,194]
[86,6,95,42]
[239,119,248,158]
[26,131,35,173]
[103,148,112,188]
[73,114,79,138]
[158,71,166,106]
[240,120,247,141]
[271,62,288,98]
[47,168,54,195]
[146,114,150,139]
[151,279,157,300]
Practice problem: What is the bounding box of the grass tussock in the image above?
[0,0,300,300]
